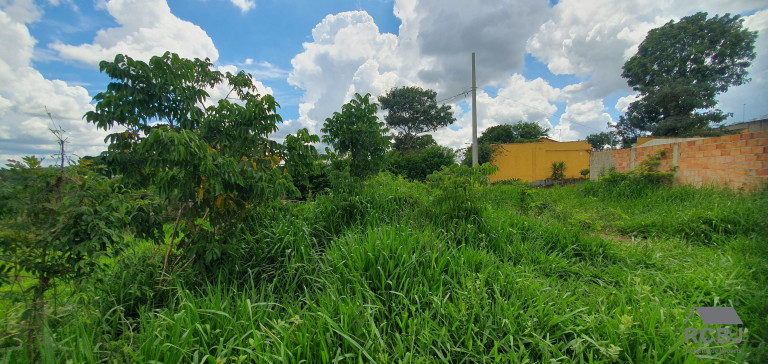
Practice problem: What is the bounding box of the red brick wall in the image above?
[605,131,768,191]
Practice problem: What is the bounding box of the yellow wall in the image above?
[489,140,591,183]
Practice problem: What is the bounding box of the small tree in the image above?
[322,93,390,178]
[86,52,295,273]
[378,86,455,152]
[284,128,321,197]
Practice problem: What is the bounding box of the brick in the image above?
[756,169,768,176]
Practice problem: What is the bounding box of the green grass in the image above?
[1,174,766,363]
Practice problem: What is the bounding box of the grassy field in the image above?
[1,174,766,363]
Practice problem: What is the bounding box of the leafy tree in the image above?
[462,122,549,165]
[322,93,390,178]
[378,86,455,151]
[86,52,295,273]
[387,145,456,181]
[586,131,618,150]
[284,128,321,198]
[620,12,757,136]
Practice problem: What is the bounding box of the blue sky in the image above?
[1,0,766,163]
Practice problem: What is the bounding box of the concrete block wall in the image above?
[590,131,768,191]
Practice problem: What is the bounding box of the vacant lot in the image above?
[2,175,766,363]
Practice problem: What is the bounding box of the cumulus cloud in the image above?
[557,100,612,141]
[287,1,553,147]
[397,0,550,92]
[287,11,402,136]
[51,0,218,65]
[433,74,561,149]
[0,7,110,164]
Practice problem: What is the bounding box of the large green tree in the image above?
[322,93,391,178]
[462,122,549,166]
[378,86,455,151]
[620,12,757,136]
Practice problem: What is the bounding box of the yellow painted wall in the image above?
[489,140,591,183]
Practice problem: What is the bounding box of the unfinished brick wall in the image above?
[592,131,768,191]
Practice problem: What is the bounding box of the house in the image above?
[489,138,591,183]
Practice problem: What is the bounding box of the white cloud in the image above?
[287,1,552,147]
[287,11,402,136]
[557,100,612,141]
[203,65,274,108]
[50,0,218,65]
[0,7,110,164]
[228,0,254,13]
[615,94,640,114]
[433,74,561,149]
[0,0,40,23]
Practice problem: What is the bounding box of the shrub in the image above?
[426,164,498,223]
[550,161,566,181]
[387,145,455,181]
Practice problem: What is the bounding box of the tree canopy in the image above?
[586,131,619,150]
[620,12,757,136]
[322,93,390,178]
[378,86,455,151]
[462,122,549,166]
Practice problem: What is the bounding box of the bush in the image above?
[426,164,497,224]
[387,145,455,181]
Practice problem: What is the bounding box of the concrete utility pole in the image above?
[471,52,478,167]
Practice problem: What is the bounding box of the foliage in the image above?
[387,144,456,181]
[0,158,158,360]
[378,86,455,152]
[426,164,498,223]
[390,133,438,153]
[550,161,566,181]
[85,52,295,274]
[322,93,391,178]
[462,122,549,165]
[586,150,675,200]
[586,131,618,150]
[478,122,550,144]
[3,166,768,362]
[284,128,321,198]
[620,12,757,136]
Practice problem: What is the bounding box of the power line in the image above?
[437,87,472,104]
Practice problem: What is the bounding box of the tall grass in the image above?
[1,173,766,362]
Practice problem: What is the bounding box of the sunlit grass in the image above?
[2,175,766,362]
